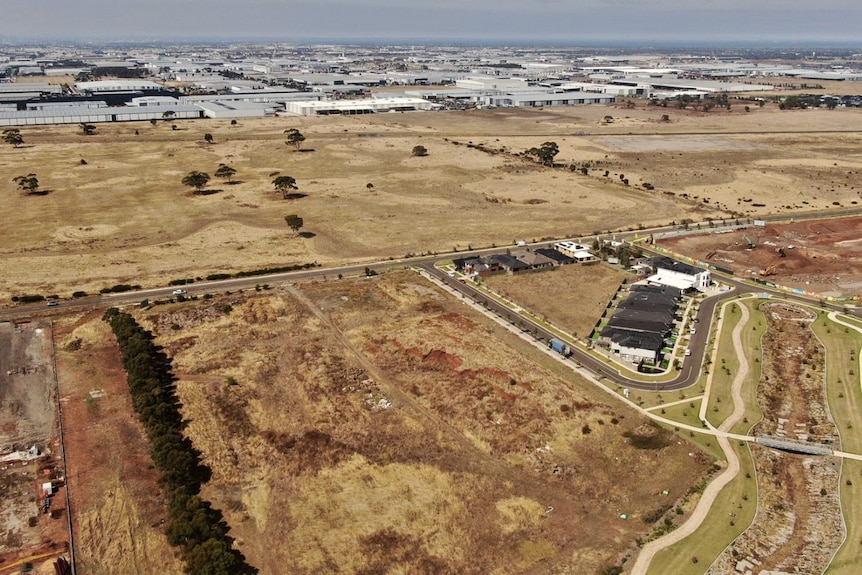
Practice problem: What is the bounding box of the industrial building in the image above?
[281,97,439,116]
[0,103,204,127]
[485,90,615,108]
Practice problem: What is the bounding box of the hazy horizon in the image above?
[3,0,861,47]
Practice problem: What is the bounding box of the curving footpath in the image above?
[630,302,751,575]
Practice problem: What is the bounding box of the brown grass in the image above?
[484,262,627,338]
[4,102,862,301]
[55,313,183,575]
[139,270,710,574]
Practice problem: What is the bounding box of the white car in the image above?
[685,349,692,356]
[172,289,187,295]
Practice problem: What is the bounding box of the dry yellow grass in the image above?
[76,481,183,575]
[4,101,861,301]
[143,270,710,574]
[55,313,184,575]
[484,262,627,338]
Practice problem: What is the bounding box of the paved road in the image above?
[4,216,857,394]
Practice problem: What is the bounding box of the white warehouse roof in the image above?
[75,80,166,92]
[282,97,440,116]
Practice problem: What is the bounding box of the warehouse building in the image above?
[486,90,614,108]
[0,103,203,126]
[281,96,439,116]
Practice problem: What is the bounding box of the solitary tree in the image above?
[182,171,210,194]
[284,128,305,151]
[284,214,304,234]
[526,141,559,167]
[162,110,176,122]
[13,173,40,195]
[3,128,24,148]
[272,175,298,198]
[214,163,237,184]
[80,123,97,136]
[411,145,428,157]
[204,133,214,144]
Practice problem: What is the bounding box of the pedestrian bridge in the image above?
[757,435,833,456]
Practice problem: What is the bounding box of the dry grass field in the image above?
[121,270,712,574]
[3,99,862,302]
[483,262,627,338]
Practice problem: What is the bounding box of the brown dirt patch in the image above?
[709,302,842,573]
[658,216,862,297]
[484,262,628,338]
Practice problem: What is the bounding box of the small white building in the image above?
[553,241,597,262]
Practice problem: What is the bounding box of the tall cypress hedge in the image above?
[103,308,256,575]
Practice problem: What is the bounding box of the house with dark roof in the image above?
[489,254,531,274]
[597,281,682,364]
[536,248,575,265]
[600,328,665,363]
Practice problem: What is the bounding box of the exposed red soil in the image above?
[658,216,862,297]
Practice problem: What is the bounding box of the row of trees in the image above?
[103,309,256,575]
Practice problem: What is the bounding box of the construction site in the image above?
[0,321,71,575]
[656,216,862,299]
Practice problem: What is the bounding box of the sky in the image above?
[3,0,861,45]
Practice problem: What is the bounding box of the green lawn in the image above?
[655,399,725,461]
[646,441,758,575]
[703,301,743,427]
[812,314,862,575]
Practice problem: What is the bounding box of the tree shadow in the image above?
[298,231,316,239]
[27,189,53,196]
[226,180,244,185]
[283,192,308,200]
[195,188,223,196]
[298,148,316,153]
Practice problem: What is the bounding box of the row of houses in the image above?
[594,256,712,365]
[598,284,684,364]
[453,244,597,277]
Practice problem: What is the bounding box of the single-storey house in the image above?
[536,248,575,265]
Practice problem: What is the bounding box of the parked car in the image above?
[172,289,187,295]
[46,301,59,307]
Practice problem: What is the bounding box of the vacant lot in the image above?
[120,270,712,574]
[54,312,184,575]
[2,102,862,301]
[483,261,627,339]
[658,216,862,297]
[0,321,67,573]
